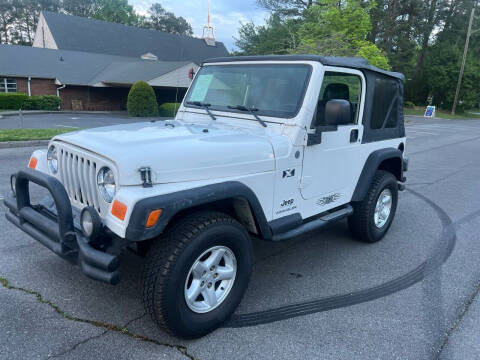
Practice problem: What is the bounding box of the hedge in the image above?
[127,81,159,117]
[159,102,180,117]
[0,93,28,110]
[22,95,61,110]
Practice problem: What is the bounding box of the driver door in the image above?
[300,67,366,205]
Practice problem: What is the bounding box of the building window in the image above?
[0,78,17,93]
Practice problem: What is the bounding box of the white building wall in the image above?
[149,63,199,88]
[32,12,58,49]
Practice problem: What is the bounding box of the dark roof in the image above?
[0,44,190,86]
[203,55,405,81]
[42,11,229,64]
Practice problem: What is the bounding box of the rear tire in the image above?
[142,211,253,338]
[349,170,398,243]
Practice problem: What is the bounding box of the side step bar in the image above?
[271,205,353,242]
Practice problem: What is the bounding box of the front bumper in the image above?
[4,168,122,285]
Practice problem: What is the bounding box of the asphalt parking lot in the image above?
[0,112,161,129]
[1,115,480,359]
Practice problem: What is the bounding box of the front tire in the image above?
[142,211,253,338]
[349,170,398,243]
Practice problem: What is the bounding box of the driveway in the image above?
[1,117,480,359]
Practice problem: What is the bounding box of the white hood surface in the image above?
[54,120,277,185]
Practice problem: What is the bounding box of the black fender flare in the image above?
[125,181,272,241]
[351,148,404,202]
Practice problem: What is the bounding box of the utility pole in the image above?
[452,4,477,115]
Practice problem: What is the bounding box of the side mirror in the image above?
[325,99,351,126]
[307,99,352,146]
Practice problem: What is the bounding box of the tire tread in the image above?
[349,170,397,243]
[142,211,247,336]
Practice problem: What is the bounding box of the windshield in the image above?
[184,64,312,119]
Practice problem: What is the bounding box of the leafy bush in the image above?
[21,97,41,110]
[38,95,61,110]
[404,101,415,108]
[159,102,180,117]
[127,81,159,117]
[22,96,60,110]
[0,93,28,110]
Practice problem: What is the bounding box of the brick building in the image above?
[0,11,229,110]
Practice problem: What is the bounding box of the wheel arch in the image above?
[351,148,404,202]
[125,181,272,241]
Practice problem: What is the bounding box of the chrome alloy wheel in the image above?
[184,246,237,313]
[374,188,393,228]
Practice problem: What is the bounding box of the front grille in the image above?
[58,147,101,212]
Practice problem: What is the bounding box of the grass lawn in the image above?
[405,108,480,120]
[0,128,77,142]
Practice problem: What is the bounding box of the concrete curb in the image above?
[0,140,49,149]
[0,110,127,118]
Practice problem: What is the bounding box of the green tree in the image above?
[421,1,480,110]
[0,0,195,45]
[235,13,300,55]
[144,3,193,36]
[92,0,138,26]
[368,0,424,73]
[295,0,390,69]
[127,81,159,117]
[62,0,102,18]
[0,0,14,44]
[256,0,315,17]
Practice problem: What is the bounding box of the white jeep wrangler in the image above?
[5,55,408,338]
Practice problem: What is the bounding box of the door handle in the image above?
[350,129,359,143]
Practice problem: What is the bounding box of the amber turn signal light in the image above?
[28,157,38,169]
[111,200,127,221]
[146,209,162,228]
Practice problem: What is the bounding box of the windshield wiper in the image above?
[185,101,216,120]
[228,105,267,127]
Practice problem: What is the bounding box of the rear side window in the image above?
[371,77,399,129]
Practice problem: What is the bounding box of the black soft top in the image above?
[204,54,406,143]
[203,55,405,81]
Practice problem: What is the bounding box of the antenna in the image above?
[202,0,216,46]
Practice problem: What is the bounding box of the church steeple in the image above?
[202,0,216,46]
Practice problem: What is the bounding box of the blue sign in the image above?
[424,106,436,117]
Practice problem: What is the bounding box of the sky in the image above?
[130,0,268,51]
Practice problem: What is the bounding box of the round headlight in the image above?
[97,167,116,203]
[47,145,58,174]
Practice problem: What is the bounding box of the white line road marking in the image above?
[0,196,4,201]
[407,130,437,136]
[411,125,460,131]
[55,124,76,128]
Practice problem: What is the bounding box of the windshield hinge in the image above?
[139,167,153,188]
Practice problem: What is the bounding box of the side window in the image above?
[313,71,362,127]
[371,77,398,129]
[0,78,17,93]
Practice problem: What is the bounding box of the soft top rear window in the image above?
[371,76,399,129]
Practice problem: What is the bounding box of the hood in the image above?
[54,120,276,185]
